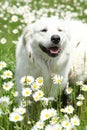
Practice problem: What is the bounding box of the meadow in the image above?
[0,0,87,129]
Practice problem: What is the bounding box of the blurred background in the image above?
[0,0,87,65]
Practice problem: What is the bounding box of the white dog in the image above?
[16,17,87,99]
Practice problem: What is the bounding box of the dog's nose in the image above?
[51,35,60,44]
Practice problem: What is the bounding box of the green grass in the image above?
[0,0,87,130]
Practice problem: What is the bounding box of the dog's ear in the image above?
[22,24,35,63]
[22,24,33,45]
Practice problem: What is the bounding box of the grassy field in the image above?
[0,0,87,130]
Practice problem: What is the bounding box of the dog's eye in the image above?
[41,28,47,32]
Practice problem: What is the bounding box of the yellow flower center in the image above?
[25,91,30,95]
[39,123,43,127]
[5,85,9,88]
[38,79,43,83]
[26,78,31,82]
[68,108,71,112]
[45,113,50,118]
[14,115,19,120]
[33,84,38,89]
[56,79,61,83]
[65,122,69,126]
[73,120,77,125]
[6,72,11,76]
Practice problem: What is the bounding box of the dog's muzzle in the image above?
[39,35,61,57]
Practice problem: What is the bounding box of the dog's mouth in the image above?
[39,44,61,57]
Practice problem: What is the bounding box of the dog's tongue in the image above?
[48,47,60,54]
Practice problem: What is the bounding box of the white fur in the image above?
[16,17,87,98]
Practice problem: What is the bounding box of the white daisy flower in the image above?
[33,90,44,102]
[36,77,43,86]
[52,74,63,84]
[0,37,7,44]
[62,119,71,129]
[12,29,18,34]
[35,121,44,129]
[9,112,23,122]
[33,93,40,102]
[3,81,14,91]
[36,90,44,98]
[45,124,53,130]
[65,87,73,94]
[20,76,34,85]
[0,96,10,106]
[0,61,7,70]
[60,108,65,113]
[12,91,19,97]
[1,70,13,79]
[77,94,85,100]
[76,81,83,86]
[14,107,26,115]
[40,109,52,121]
[50,116,58,124]
[71,115,80,126]
[49,108,57,117]
[53,124,62,130]
[31,82,40,91]
[11,15,18,22]
[65,105,74,114]
[22,87,32,97]
[76,101,83,106]
[81,84,87,91]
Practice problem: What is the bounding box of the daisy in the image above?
[14,107,26,115]
[71,115,80,126]
[40,109,52,121]
[50,116,58,124]
[76,81,83,86]
[52,74,63,84]
[9,112,23,122]
[76,101,83,106]
[65,105,74,114]
[12,91,19,97]
[0,37,7,44]
[0,61,7,70]
[11,15,18,22]
[1,70,13,79]
[77,94,85,100]
[33,90,44,101]
[3,81,14,91]
[36,90,44,98]
[35,121,44,129]
[22,88,32,97]
[62,119,71,129]
[20,76,34,85]
[53,124,62,130]
[33,93,40,102]
[65,87,73,94]
[49,108,57,117]
[60,108,65,113]
[0,96,10,106]
[31,82,40,91]
[12,29,18,34]
[81,84,87,91]
[36,77,43,86]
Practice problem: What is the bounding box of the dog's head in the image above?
[23,17,71,58]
